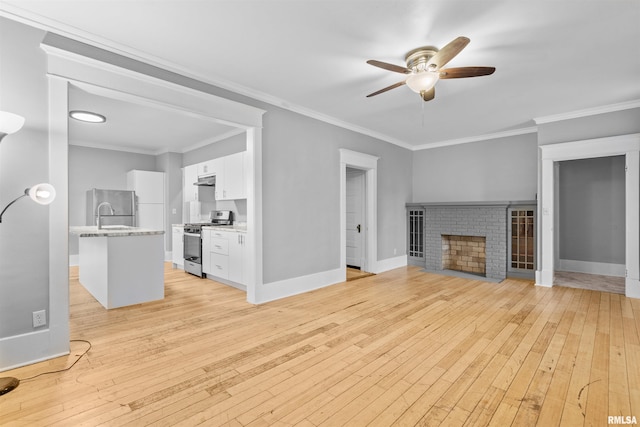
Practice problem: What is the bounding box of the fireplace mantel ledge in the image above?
[406,200,536,208]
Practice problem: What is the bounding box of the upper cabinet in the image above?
[198,158,223,178]
[183,164,199,202]
[218,152,245,200]
[185,151,247,204]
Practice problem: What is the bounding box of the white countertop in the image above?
[70,226,165,237]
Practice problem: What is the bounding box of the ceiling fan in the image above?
[366,36,495,102]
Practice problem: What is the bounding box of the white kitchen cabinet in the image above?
[137,204,164,231]
[198,158,223,178]
[183,164,199,202]
[202,229,212,274]
[219,152,245,200]
[228,232,246,284]
[202,228,246,285]
[127,170,165,230]
[127,170,164,203]
[172,226,184,268]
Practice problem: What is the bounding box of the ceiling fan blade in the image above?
[421,87,435,102]
[427,36,470,69]
[366,80,406,97]
[366,60,411,74]
[439,66,496,79]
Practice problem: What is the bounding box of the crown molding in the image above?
[534,99,640,125]
[412,126,538,151]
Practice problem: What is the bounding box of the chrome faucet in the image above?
[96,201,115,229]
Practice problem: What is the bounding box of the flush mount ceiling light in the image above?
[0,111,26,142]
[69,110,106,123]
[366,36,496,102]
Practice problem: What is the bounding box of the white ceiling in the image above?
[3,1,640,152]
[68,85,242,154]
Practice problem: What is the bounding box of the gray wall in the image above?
[0,18,50,337]
[558,156,625,263]
[412,133,538,203]
[538,108,640,146]
[183,132,246,166]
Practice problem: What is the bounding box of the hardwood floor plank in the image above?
[1,264,639,426]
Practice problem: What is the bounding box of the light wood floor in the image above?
[346,267,375,282]
[1,264,639,426]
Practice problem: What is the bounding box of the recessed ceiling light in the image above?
[69,110,106,123]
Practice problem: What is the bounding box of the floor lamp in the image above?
[0,111,57,395]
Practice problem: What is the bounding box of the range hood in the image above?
[194,176,216,186]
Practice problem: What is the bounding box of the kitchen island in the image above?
[69,226,165,309]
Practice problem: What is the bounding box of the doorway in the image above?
[554,156,626,294]
[537,133,640,298]
[339,149,379,278]
[346,168,365,270]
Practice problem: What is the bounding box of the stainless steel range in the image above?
[183,210,233,277]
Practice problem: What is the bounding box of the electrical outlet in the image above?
[394,248,397,255]
[32,310,46,327]
[172,208,177,214]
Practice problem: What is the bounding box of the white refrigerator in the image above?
[126,170,165,231]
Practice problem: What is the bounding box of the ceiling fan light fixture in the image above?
[69,110,106,123]
[405,71,440,94]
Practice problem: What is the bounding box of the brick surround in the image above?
[423,204,508,281]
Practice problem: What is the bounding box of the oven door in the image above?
[183,232,202,264]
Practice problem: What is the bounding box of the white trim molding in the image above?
[413,126,538,151]
[340,149,379,278]
[258,268,345,305]
[537,133,640,298]
[534,99,640,125]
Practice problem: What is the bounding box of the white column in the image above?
[536,158,554,287]
[626,151,640,298]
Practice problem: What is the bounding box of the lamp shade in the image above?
[405,71,440,94]
[27,183,56,205]
[0,111,25,136]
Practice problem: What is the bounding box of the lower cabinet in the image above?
[202,228,246,285]
[172,226,184,268]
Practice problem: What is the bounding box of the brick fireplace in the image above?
[420,203,509,281]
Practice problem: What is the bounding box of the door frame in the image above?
[340,149,378,274]
[537,133,640,298]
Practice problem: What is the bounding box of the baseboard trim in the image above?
[557,259,625,277]
[258,268,345,304]
[372,255,407,274]
[0,330,69,372]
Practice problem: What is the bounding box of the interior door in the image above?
[346,168,365,269]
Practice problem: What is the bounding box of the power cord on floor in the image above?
[18,339,92,382]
